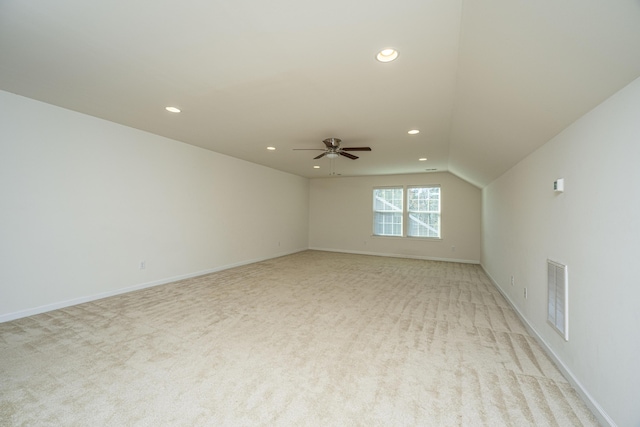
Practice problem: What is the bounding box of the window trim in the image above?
[407,185,441,239]
[372,185,442,239]
[372,186,403,237]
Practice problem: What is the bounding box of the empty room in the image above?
[1,1,639,426]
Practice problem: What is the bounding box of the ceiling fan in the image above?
[293,138,372,160]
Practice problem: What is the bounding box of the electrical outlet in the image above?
[511,276,514,286]
[140,261,146,270]
[524,287,527,299]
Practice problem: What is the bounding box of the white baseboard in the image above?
[0,248,306,323]
[309,246,480,264]
[480,264,616,427]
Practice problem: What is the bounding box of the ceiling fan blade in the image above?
[339,151,359,160]
[314,152,327,159]
[342,147,371,151]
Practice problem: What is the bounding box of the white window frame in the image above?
[407,185,441,238]
[372,187,403,237]
[372,185,442,239]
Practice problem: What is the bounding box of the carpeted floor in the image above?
[0,251,598,426]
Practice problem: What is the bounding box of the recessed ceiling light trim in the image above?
[165,106,181,113]
[408,129,420,135]
[376,48,398,63]
[419,158,428,161]
[266,146,276,151]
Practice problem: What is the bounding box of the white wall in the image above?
[482,77,640,427]
[309,173,481,262]
[0,91,309,321]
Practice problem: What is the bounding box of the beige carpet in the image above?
[0,250,598,426]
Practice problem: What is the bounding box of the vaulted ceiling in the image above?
[2,0,640,187]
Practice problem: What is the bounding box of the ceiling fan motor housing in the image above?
[323,137,341,148]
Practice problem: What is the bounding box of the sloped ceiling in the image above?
[2,0,639,187]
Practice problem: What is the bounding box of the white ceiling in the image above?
[2,0,640,187]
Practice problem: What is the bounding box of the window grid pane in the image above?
[374,212,402,236]
[408,213,440,237]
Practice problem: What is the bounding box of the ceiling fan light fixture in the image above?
[326,152,339,159]
[376,48,398,63]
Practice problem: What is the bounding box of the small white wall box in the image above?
[554,178,564,192]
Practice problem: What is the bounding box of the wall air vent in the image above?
[547,259,569,341]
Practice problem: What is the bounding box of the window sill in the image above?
[371,235,442,241]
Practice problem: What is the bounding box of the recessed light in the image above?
[419,158,428,161]
[408,129,420,135]
[165,106,181,113]
[267,146,276,151]
[376,48,398,63]
[313,165,320,169]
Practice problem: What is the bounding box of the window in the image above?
[373,186,441,238]
[373,187,403,236]
[407,186,440,238]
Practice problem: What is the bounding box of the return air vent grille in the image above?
[547,259,568,341]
